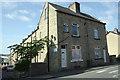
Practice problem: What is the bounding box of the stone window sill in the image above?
[72,35,80,38]
[94,58,103,60]
[94,38,100,40]
[71,59,83,62]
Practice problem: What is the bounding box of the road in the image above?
[47,65,120,80]
[54,65,119,78]
[1,64,120,80]
[25,64,119,80]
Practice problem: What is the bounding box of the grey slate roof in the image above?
[49,3,106,24]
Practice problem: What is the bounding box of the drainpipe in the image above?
[30,36,32,63]
[30,36,32,77]
[35,31,37,63]
[85,21,91,67]
[47,2,50,72]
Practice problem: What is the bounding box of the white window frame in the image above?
[72,24,79,37]
[33,57,36,63]
[45,8,48,19]
[63,24,68,32]
[94,47,102,59]
[40,32,41,39]
[39,53,42,61]
[34,36,37,40]
[71,45,83,62]
[94,28,99,39]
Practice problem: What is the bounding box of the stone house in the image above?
[0,54,9,67]
[107,28,120,57]
[10,2,109,73]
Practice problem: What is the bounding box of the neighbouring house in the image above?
[107,28,120,57]
[10,2,109,73]
[9,51,18,65]
[0,54,9,67]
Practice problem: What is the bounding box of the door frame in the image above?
[103,49,107,63]
[61,45,67,68]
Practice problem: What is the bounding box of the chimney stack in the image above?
[114,28,118,33]
[68,2,80,13]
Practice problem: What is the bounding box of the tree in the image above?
[8,36,49,71]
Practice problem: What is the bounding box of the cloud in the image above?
[30,9,43,18]
[28,25,34,28]
[5,14,16,19]
[18,16,31,21]
[81,4,92,12]
[99,15,113,25]
[4,11,17,19]
[97,2,118,30]
[30,13,37,17]
[30,2,45,6]
[18,10,29,14]
[15,35,27,39]
[2,2,17,10]
[101,2,116,9]
[4,10,31,21]
[101,2,118,15]
[104,10,115,15]
[5,13,31,21]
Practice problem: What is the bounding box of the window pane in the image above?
[72,27,78,35]
[34,36,37,40]
[77,46,80,49]
[95,48,101,58]
[72,50,76,59]
[61,45,65,49]
[72,46,75,49]
[64,26,68,32]
[71,45,81,61]
[94,28,98,39]
[72,24,79,36]
[72,50,80,59]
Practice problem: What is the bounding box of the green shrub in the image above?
[14,59,30,72]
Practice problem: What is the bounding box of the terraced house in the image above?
[10,2,109,73]
[107,28,120,57]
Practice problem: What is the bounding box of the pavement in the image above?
[2,70,15,79]
[1,64,119,80]
[26,64,119,79]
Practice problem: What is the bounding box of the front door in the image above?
[61,45,67,68]
[103,49,107,63]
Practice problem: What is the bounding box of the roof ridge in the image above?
[49,2,105,24]
[49,2,71,10]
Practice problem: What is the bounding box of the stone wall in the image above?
[30,63,47,77]
[51,10,109,71]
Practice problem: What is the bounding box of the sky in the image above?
[1,2,119,54]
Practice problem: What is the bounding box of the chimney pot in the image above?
[114,28,118,33]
